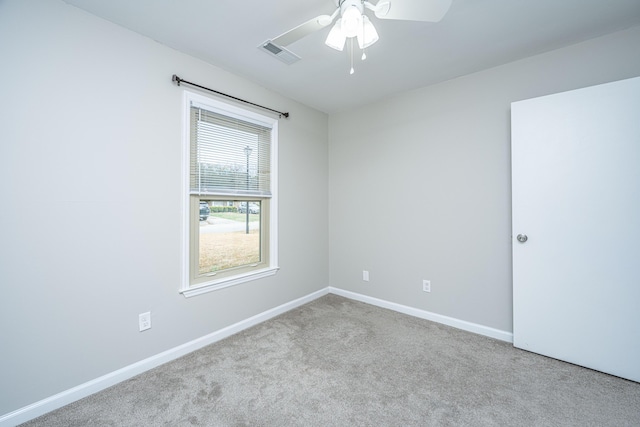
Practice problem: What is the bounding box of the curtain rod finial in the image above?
[172,74,181,86]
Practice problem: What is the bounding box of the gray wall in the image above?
[328,25,640,333]
[0,0,328,415]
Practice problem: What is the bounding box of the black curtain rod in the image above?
[172,74,289,119]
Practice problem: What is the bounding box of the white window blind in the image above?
[190,105,272,196]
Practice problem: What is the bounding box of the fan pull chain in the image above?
[349,38,355,74]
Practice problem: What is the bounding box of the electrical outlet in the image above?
[363,270,370,281]
[423,280,431,292]
[139,312,151,332]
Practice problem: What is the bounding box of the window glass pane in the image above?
[198,200,261,275]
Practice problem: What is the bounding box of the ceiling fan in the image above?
[260,0,452,72]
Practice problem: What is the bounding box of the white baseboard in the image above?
[2,286,512,426]
[0,288,329,427]
[329,287,514,343]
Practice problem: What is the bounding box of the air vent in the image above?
[259,40,301,65]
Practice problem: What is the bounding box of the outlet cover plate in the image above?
[423,280,431,292]
[139,312,151,331]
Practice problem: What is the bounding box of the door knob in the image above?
[517,234,528,243]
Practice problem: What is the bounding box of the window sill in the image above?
[180,266,279,298]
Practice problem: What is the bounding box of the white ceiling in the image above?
[63,0,640,114]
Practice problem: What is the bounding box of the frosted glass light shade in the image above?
[341,6,362,38]
[325,19,346,51]
[357,16,379,49]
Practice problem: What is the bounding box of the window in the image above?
[181,91,278,296]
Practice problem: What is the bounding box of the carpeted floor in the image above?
[22,295,640,426]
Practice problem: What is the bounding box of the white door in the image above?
[511,76,640,383]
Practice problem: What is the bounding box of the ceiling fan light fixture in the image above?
[325,19,346,51]
[357,15,379,49]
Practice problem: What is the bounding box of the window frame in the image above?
[180,91,279,297]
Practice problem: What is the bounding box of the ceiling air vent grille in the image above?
[259,41,301,65]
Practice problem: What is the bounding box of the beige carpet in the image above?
[22,295,640,426]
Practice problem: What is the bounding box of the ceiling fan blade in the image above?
[375,0,452,22]
[272,14,335,47]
